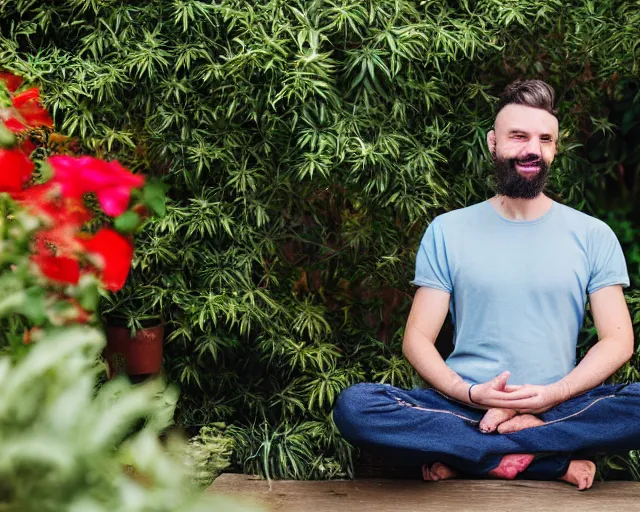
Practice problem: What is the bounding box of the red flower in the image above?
[0,72,22,93]
[30,227,83,286]
[5,87,53,132]
[80,229,133,291]
[12,88,39,108]
[16,183,90,228]
[34,226,84,257]
[0,148,34,192]
[3,117,26,132]
[48,156,145,216]
[20,139,37,156]
[55,199,91,228]
[31,252,81,285]
[14,183,58,217]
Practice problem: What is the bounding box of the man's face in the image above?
[487,104,559,199]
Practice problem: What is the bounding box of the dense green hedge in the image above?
[1,0,639,480]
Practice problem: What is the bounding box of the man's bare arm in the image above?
[561,284,634,396]
[403,287,538,408]
[402,287,471,402]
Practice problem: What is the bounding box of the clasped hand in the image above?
[468,371,570,414]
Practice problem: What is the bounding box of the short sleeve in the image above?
[587,221,630,295]
[411,218,453,293]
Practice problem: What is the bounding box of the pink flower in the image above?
[48,156,145,216]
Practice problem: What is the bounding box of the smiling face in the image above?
[487,104,559,199]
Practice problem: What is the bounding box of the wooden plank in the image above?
[208,474,640,512]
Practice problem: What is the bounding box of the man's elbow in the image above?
[401,335,413,361]
[402,328,436,362]
[621,333,636,363]
[402,330,423,362]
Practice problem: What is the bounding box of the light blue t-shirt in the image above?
[412,200,629,386]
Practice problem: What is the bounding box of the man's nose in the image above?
[524,138,542,158]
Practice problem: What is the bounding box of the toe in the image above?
[432,464,445,479]
[479,415,497,433]
[432,462,451,480]
[579,475,589,491]
[560,460,596,490]
[497,415,543,434]
[496,418,519,434]
[480,409,517,433]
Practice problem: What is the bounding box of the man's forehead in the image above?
[495,104,559,135]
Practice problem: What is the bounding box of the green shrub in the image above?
[0,326,260,511]
[1,0,639,479]
[186,424,236,488]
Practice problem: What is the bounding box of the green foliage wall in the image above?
[1,0,639,479]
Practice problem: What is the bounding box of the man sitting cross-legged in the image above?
[332,79,637,491]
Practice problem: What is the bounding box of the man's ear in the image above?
[487,130,496,156]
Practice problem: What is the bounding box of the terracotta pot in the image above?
[105,323,164,377]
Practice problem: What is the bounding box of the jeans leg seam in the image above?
[392,396,480,424]
[517,395,616,431]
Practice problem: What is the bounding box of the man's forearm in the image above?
[402,330,471,404]
[556,336,634,399]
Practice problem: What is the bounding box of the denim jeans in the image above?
[332,382,640,479]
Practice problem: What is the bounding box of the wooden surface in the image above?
[208,473,640,511]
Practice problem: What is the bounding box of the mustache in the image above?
[513,154,541,164]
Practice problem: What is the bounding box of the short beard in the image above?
[493,154,550,199]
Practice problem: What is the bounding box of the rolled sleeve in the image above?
[411,218,453,293]
[587,221,630,295]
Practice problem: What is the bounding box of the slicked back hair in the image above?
[496,79,558,117]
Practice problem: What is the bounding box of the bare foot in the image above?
[422,462,458,481]
[497,414,544,434]
[488,454,536,479]
[479,408,518,433]
[560,460,596,490]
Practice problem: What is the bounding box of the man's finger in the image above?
[504,385,525,392]
[490,395,547,411]
[487,388,538,401]
[491,371,511,391]
[484,400,540,410]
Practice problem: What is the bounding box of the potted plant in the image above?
[101,270,166,380]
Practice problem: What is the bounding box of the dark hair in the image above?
[496,79,558,117]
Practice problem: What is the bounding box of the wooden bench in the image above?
[209,473,640,511]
